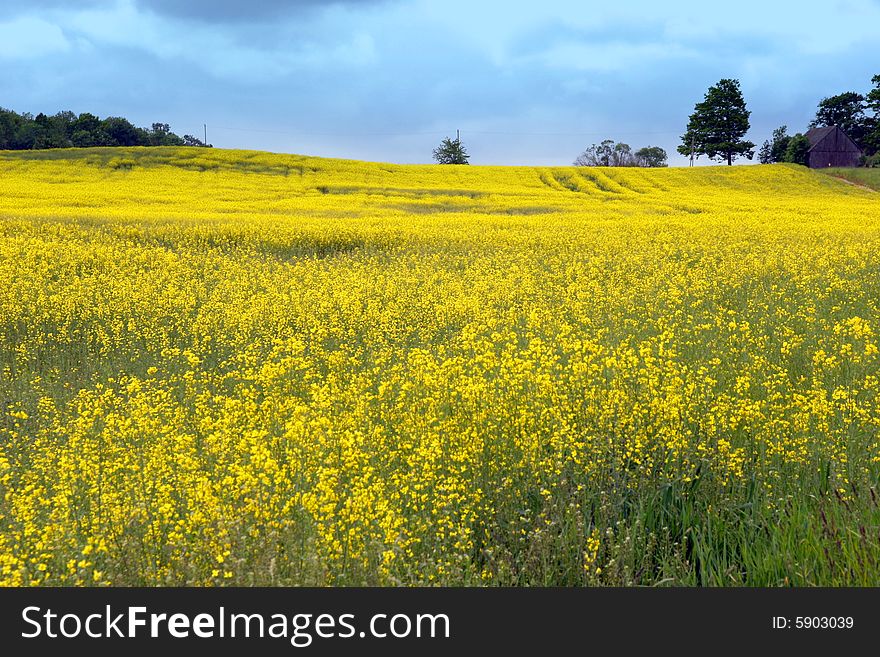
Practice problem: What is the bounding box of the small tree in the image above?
[433,136,469,164]
[783,133,810,166]
[182,134,212,147]
[769,126,791,163]
[634,146,668,167]
[575,140,613,166]
[759,125,791,164]
[678,78,755,165]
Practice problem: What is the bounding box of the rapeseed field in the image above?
[2,146,880,585]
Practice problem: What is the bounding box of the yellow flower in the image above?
[1,147,878,586]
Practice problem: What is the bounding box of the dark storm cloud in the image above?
[4,0,879,165]
[3,0,390,23]
[134,0,389,22]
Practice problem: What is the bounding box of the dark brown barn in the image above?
[805,126,861,168]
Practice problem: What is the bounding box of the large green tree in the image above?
[810,91,869,151]
[70,112,111,147]
[865,74,880,155]
[678,78,755,165]
[101,117,143,146]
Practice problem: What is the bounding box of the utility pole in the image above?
[456,129,460,143]
[204,124,207,146]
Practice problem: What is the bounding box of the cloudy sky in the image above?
[2,0,879,165]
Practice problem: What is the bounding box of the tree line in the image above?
[434,74,879,167]
[758,76,880,167]
[674,75,880,167]
[0,107,211,150]
[432,134,668,167]
[574,141,667,167]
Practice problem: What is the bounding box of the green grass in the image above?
[820,167,880,191]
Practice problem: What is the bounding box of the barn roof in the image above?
[805,126,836,149]
[805,125,860,153]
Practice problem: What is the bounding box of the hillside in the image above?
[821,167,880,191]
[2,147,880,586]
[1,147,873,222]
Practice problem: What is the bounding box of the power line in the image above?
[210,124,683,139]
[212,125,448,137]
[466,130,682,137]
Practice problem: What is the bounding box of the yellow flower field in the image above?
[2,146,880,585]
